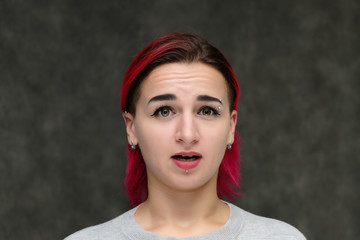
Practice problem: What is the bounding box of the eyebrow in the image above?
[148,94,176,104]
[147,94,223,105]
[197,95,223,105]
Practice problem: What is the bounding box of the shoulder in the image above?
[64,217,120,240]
[64,208,136,240]
[228,203,306,240]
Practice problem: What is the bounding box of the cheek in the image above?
[200,122,230,157]
[135,120,172,155]
[202,121,229,142]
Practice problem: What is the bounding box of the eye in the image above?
[151,106,174,118]
[198,106,219,116]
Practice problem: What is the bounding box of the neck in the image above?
[147,183,220,221]
[134,173,229,237]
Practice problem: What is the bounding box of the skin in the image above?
[123,62,237,237]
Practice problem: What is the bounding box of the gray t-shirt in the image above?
[65,202,306,240]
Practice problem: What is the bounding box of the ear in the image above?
[122,112,138,146]
[227,110,237,144]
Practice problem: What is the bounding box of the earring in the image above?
[227,141,232,150]
[130,140,136,150]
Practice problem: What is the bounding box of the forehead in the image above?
[139,62,228,100]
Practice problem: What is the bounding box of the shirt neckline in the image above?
[117,201,243,240]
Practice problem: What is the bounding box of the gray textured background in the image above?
[1,0,359,239]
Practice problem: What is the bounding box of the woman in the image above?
[65,33,306,239]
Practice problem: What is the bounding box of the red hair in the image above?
[120,33,241,206]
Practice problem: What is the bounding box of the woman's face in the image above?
[124,62,237,193]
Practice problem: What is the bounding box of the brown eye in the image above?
[160,108,170,117]
[151,106,174,118]
[202,108,212,115]
[199,106,219,116]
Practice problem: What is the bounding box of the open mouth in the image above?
[171,152,202,170]
[172,155,201,161]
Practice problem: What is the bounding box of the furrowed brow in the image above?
[148,94,176,105]
[197,95,223,105]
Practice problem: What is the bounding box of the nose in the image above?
[175,112,200,146]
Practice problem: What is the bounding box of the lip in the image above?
[171,151,202,170]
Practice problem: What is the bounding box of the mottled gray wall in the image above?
[1,0,359,239]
